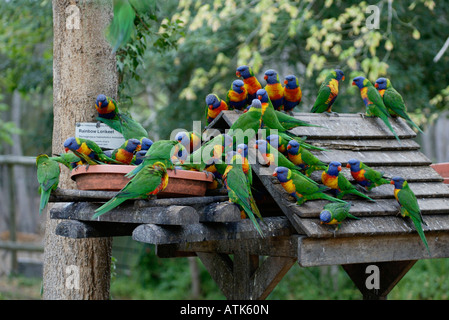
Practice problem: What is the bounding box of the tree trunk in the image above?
[43,0,117,300]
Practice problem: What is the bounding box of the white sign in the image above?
[75,122,125,150]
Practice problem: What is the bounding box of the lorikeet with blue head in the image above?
[236,144,252,185]
[229,99,263,143]
[320,202,359,233]
[264,69,284,110]
[286,140,327,176]
[352,76,400,142]
[273,166,346,206]
[346,158,391,191]
[140,137,153,152]
[93,162,169,219]
[111,138,141,164]
[132,150,147,165]
[391,176,430,255]
[223,152,264,237]
[375,77,424,134]
[266,134,288,155]
[236,65,262,101]
[322,161,375,201]
[63,137,122,165]
[36,154,60,215]
[226,79,248,111]
[175,131,201,154]
[311,69,345,115]
[205,93,229,124]
[95,94,148,140]
[283,75,302,112]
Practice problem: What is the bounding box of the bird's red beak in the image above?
[253,144,258,149]
[284,80,288,85]
[264,75,268,80]
[390,180,395,185]
[257,95,262,100]
[287,145,291,150]
[272,172,277,177]
[342,76,345,81]
[208,105,213,110]
[338,166,342,171]
[65,147,69,152]
[98,102,102,107]
[236,71,240,77]
[352,81,356,86]
[237,148,242,154]
[346,163,350,168]
[374,83,379,88]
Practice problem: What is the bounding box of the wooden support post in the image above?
[197,250,295,300]
[342,260,417,300]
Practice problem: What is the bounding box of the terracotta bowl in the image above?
[70,165,214,197]
[430,162,449,184]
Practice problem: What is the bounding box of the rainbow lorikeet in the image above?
[36,154,60,215]
[140,137,154,152]
[310,69,345,115]
[266,134,288,155]
[228,99,263,143]
[223,154,264,237]
[319,202,359,232]
[175,131,201,154]
[95,94,148,140]
[93,162,169,219]
[111,138,141,165]
[352,76,400,142]
[226,79,248,111]
[205,93,229,124]
[375,77,424,134]
[322,161,374,201]
[273,166,346,206]
[264,69,284,111]
[286,140,327,176]
[346,158,391,191]
[283,75,302,112]
[391,176,430,255]
[126,140,180,178]
[236,65,262,101]
[236,144,252,185]
[49,153,81,169]
[63,137,122,165]
[132,150,147,165]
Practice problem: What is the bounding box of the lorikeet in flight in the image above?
[319,202,359,233]
[273,166,346,205]
[236,65,262,101]
[205,93,229,124]
[391,176,430,255]
[95,94,148,140]
[63,137,122,165]
[93,162,169,219]
[283,75,302,112]
[286,140,327,176]
[36,154,60,215]
[346,158,391,191]
[226,79,248,111]
[322,161,375,201]
[352,76,400,142]
[264,69,284,110]
[310,69,345,115]
[111,138,141,165]
[375,77,424,134]
[223,153,264,237]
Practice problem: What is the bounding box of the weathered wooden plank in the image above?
[304,139,421,151]
[297,231,449,267]
[55,220,138,238]
[297,214,449,239]
[132,216,295,245]
[197,201,242,222]
[50,202,199,225]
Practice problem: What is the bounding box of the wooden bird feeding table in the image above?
[50,111,449,300]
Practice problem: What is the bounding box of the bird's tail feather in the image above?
[92,197,127,219]
[410,215,431,255]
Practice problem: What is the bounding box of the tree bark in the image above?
[43,0,117,300]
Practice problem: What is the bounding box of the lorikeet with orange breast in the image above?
[283,75,302,112]
[111,138,141,164]
[175,131,201,154]
[286,140,327,176]
[205,93,229,124]
[375,77,424,134]
[264,69,284,110]
[226,79,248,111]
[236,65,262,101]
[320,202,359,233]
[311,69,344,115]
[346,158,390,191]
[63,137,122,165]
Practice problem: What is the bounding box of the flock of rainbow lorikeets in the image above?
[36,65,430,255]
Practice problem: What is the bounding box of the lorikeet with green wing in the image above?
[391,176,430,255]
[266,134,288,155]
[283,75,302,112]
[226,79,248,111]
[228,99,263,143]
[375,77,424,134]
[95,94,148,140]
[352,76,400,142]
[264,69,284,110]
[273,166,346,206]
[93,162,169,219]
[175,131,201,154]
[236,65,262,101]
[111,138,141,164]
[311,69,345,115]
[346,158,391,191]
[205,93,229,124]
[63,137,122,165]
[36,154,60,215]
[287,140,327,176]
[319,202,359,232]
[49,153,81,169]
[223,153,264,237]
[322,161,375,201]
